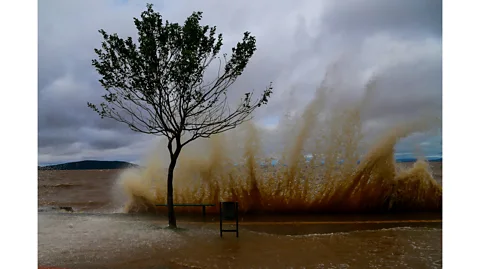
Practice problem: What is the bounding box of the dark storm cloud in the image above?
[38,0,442,164]
[362,55,442,123]
[38,129,78,149]
[320,0,442,39]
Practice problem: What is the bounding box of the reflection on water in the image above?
[38,213,441,269]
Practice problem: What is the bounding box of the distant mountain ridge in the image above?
[38,160,139,170]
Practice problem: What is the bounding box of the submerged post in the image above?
[219,201,239,237]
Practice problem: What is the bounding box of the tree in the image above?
[88,3,272,228]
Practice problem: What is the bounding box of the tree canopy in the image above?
[89,4,272,150]
[88,3,272,228]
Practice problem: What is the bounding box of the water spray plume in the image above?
[118,70,442,215]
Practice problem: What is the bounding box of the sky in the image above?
[38,0,442,165]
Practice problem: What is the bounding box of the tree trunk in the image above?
[167,157,178,228]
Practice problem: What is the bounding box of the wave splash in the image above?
[116,72,442,215]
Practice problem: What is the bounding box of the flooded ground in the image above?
[39,212,441,269]
[38,163,442,268]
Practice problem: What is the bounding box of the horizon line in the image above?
[38,155,442,167]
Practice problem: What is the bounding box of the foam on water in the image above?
[38,213,190,267]
[285,226,441,237]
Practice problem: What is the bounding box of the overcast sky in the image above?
[38,0,442,165]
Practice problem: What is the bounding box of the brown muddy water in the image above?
[38,162,442,269]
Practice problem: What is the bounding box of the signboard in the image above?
[220,201,239,237]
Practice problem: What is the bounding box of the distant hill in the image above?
[38,160,139,170]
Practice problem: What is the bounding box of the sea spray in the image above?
[117,70,442,214]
